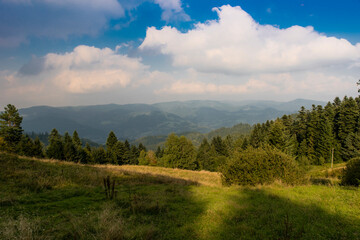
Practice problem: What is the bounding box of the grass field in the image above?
[1,153,359,239]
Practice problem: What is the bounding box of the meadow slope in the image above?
[0,153,359,240]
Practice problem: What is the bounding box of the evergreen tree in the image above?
[32,137,44,158]
[0,104,23,152]
[196,138,214,171]
[106,131,118,151]
[112,141,127,165]
[315,113,334,163]
[241,137,249,150]
[155,146,164,159]
[267,120,287,151]
[337,97,359,160]
[17,134,34,156]
[122,140,132,164]
[211,136,229,156]
[46,129,64,160]
[72,130,82,148]
[129,145,140,164]
[63,132,77,162]
[138,143,147,152]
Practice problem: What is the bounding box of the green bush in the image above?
[341,157,360,186]
[220,146,304,186]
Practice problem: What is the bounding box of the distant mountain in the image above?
[132,123,253,150]
[19,99,325,144]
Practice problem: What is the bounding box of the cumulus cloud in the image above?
[4,45,154,94]
[154,0,190,22]
[140,5,360,75]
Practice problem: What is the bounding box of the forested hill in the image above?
[19,99,324,144]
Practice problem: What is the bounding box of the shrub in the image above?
[341,157,360,186]
[220,146,304,186]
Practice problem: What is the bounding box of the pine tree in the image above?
[106,131,118,151]
[337,97,359,160]
[138,143,147,152]
[32,137,44,158]
[17,134,34,156]
[129,145,140,164]
[0,104,23,152]
[46,129,64,160]
[196,138,214,170]
[267,120,287,151]
[63,132,77,162]
[316,113,334,163]
[155,146,164,158]
[72,130,82,148]
[211,136,229,156]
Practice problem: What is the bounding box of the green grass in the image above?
[1,153,359,239]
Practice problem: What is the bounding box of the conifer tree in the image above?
[32,137,44,158]
[72,130,82,148]
[106,131,118,151]
[196,138,214,170]
[0,104,23,152]
[46,128,64,160]
[63,132,77,162]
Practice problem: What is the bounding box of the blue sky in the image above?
[1,0,360,107]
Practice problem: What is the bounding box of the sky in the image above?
[1,0,360,108]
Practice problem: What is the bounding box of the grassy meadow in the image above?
[0,153,359,239]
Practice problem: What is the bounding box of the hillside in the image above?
[19,99,325,144]
[1,153,359,239]
[132,122,252,150]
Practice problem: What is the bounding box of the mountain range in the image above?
[19,99,325,144]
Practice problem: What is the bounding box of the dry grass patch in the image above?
[17,155,222,187]
[98,165,222,187]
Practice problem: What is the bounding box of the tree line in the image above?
[1,96,360,172]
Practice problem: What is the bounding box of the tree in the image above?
[91,147,107,164]
[106,131,118,151]
[196,138,212,170]
[32,137,44,158]
[0,104,23,152]
[72,130,82,148]
[161,134,198,170]
[46,129,64,160]
[63,132,77,162]
[105,131,118,164]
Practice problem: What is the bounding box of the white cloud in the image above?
[140,5,360,75]
[154,0,190,22]
[43,45,151,93]
[3,45,155,94]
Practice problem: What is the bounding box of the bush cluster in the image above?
[220,146,304,186]
[341,157,360,186]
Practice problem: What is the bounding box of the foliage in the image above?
[160,133,198,170]
[46,128,64,160]
[221,146,305,186]
[341,157,360,186]
[0,104,23,152]
[138,150,157,166]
